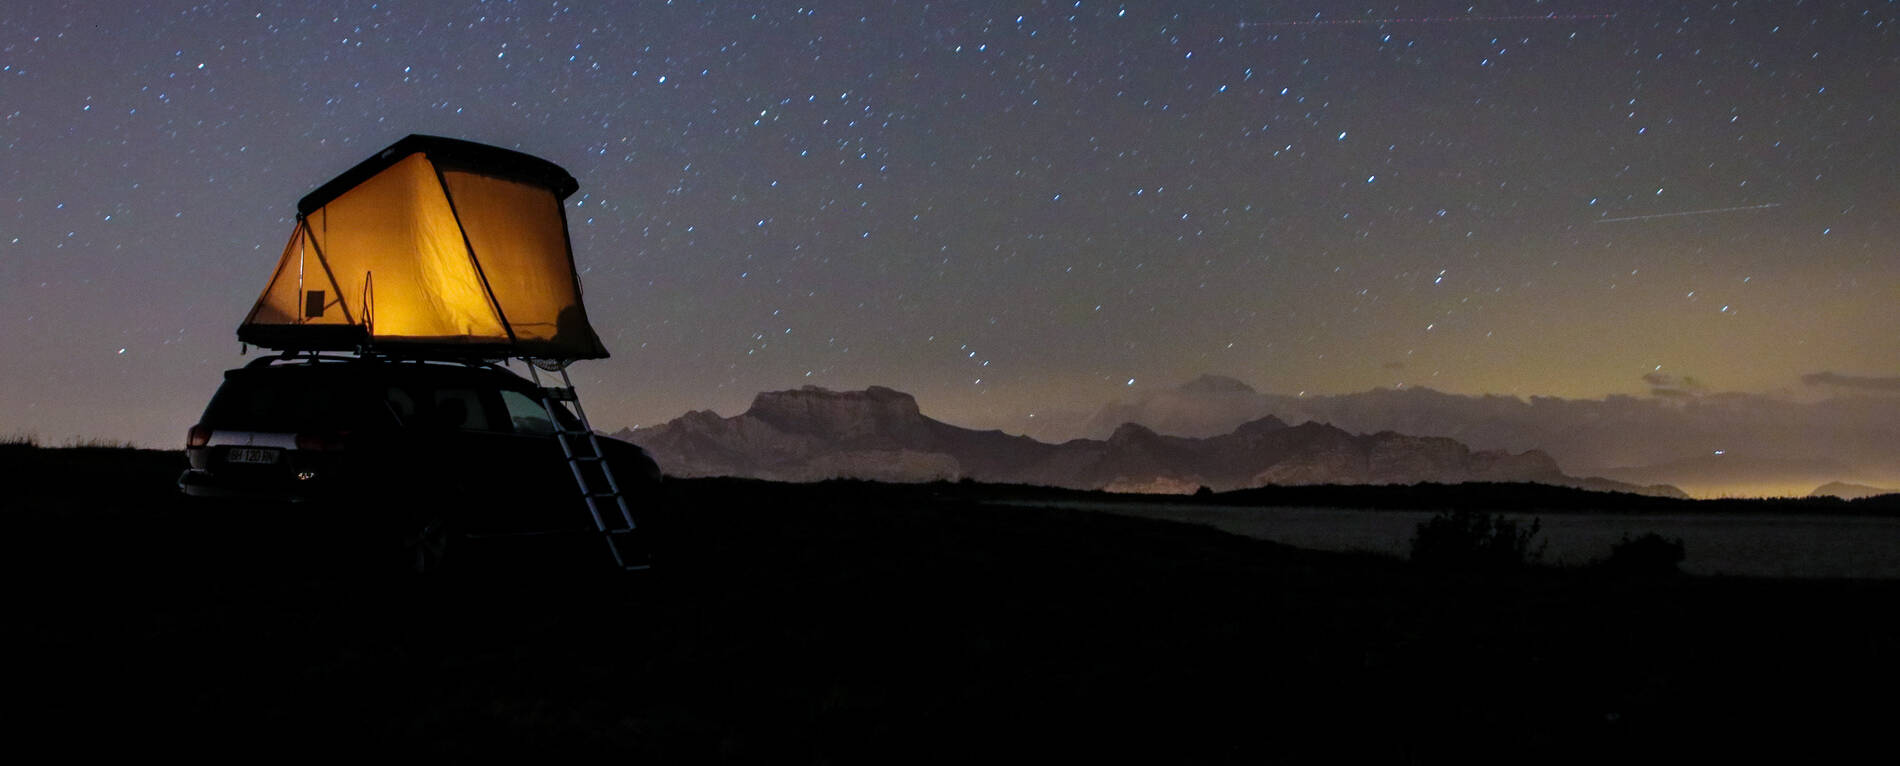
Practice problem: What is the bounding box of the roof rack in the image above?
[241,349,510,373]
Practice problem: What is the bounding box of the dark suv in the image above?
[181,354,659,568]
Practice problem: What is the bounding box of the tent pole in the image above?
[551,188,605,358]
[302,212,356,325]
[431,166,518,347]
[362,270,374,336]
[295,215,306,325]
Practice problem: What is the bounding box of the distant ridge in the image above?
[1177,374,1258,394]
[1074,375,1900,497]
[1810,482,1897,501]
[615,386,1684,497]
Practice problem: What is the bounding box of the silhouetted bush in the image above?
[1600,532,1686,576]
[1410,508,1546,572]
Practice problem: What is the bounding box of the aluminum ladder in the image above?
[528,363,649,571]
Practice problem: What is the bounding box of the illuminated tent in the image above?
[239,135,608,360]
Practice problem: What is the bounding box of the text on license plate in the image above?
[227,447,281,465]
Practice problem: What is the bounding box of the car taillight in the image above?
[295,431,351,451]
[186,424,211,448]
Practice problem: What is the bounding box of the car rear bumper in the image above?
[178,468,330,502]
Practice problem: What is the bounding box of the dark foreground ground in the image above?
[8,446,1899,762]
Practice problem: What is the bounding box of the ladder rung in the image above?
[526,363,646,572]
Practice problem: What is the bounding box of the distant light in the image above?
[1713,450,1726,456]
[1126,378,1136,386]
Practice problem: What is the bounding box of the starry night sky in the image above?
[3,1,1896,447]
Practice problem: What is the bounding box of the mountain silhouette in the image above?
[1076,376,1900,496]
[1810,481,1897,500]
[616,386,1683,496]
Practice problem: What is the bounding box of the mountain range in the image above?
[1810,482,1899,501]
[1061,375,1900,498]
[613,385,1684,497]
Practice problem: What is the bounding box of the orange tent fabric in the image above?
[239,135,608,360]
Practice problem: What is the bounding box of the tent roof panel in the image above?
[296,134,579,216]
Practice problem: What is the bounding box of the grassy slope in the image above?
[8,446,1897,761]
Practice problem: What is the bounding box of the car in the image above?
[180,353,660,570]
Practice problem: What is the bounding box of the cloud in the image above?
[1802,372,1900,392]
[1643,372,1706,397]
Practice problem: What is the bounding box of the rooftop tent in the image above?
[238,134,609,360]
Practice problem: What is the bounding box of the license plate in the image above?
[227,447,281,465]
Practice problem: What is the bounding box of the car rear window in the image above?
[201,372,390,432]
[199,362,560,434]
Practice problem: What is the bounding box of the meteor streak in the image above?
[1593,203,1783,224]
[1239,14,1616,28]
